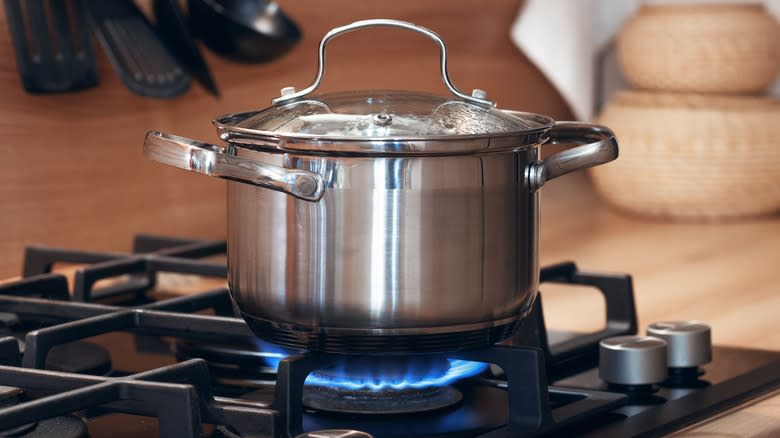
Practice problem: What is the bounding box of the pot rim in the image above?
[213,108,555,156]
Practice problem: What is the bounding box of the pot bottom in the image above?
[240,313,523,354]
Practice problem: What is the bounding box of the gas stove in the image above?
[0,235,777,437]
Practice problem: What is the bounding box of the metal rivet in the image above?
[471,89,488,99]
[371,113,393,126]
[280,86,296,96]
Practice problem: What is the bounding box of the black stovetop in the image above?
[0,234,777,438]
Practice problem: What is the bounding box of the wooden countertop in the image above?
[538,172,780,352]
[1,0,778,434]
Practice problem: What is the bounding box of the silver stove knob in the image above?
[599,335,668,385]
[296,431,373,438]
[647,321,712,368]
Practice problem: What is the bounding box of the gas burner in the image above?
[0,385,36,436]
[7,416,89,438]
[2,309,112,376]
[296,354,481,414]
[303,385,463,415]
[177,340,490,394]
[289,354,486,392]
[46,341,112,375]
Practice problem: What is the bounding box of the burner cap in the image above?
[19,415,89,438]
[0,313,21,328]
[302,384,462,415]
[0,385,36,436]
[45,341,112,375]
[0,386,88,438]
[0,385,22,405]
[296,431,373,438]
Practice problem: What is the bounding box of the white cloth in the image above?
[511,0,780,121]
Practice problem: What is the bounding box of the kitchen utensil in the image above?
[153,0,219,96]
[188,0,301,62]
[87,0,191,98]
[591,90,780,220]
[143,20,619,354]
[3,0,98,93]
[617,4,780,94]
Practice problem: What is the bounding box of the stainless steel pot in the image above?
[143,19,619,354]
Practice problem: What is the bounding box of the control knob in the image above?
[646,321,712,368]
[599,335,668,386]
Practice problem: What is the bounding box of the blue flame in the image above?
[258,341,488,391]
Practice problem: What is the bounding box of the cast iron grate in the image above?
[23,234,227,302]
[0,235,641,437]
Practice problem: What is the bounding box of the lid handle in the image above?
[272,19,496,107]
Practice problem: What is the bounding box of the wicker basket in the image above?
[617,4,780,94]
[590,91,780,220]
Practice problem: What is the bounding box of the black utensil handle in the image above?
[86,0,190,98]
[153,0,219,96]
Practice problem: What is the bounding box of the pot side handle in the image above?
[143,131,324,202]
[527,122,619,191]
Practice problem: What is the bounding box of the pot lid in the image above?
[215,90,552,143]
[213,19,555,154]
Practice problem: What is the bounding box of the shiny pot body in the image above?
[227,146,540,352]
[142,19,620,353]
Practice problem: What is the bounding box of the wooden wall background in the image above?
[0,0,571,278]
